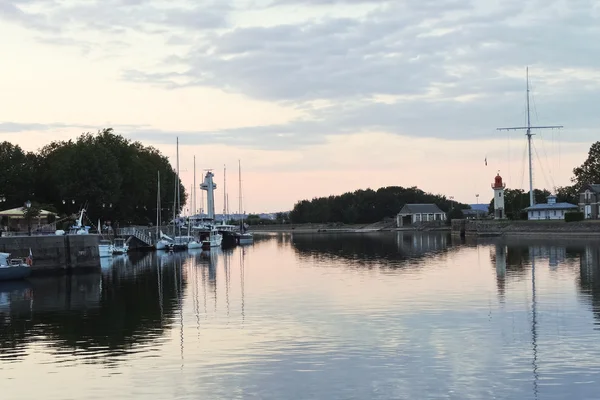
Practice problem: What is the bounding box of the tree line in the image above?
[289,141,600,224]
[289,186,468,224]
[0,128,186,227]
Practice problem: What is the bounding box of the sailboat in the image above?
[97,218,113,257]
[237,160,253,245]
[155,171,174,251]
[172,137,190,251]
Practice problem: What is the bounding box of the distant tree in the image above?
[488,188,551,219]
[556,185,577,204]
[288,186,468,224]
[572,141,600,189]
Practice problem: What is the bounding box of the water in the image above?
[2,232,600,399]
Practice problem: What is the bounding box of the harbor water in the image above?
[2,232,600,399]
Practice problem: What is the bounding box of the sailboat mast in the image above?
[223,164,227,223]
[157,170,160,238]
[176,137,180,236]
[496,67,564,209]
[193,156,196,216]
[526,67,534,207]
[238,160,242,216]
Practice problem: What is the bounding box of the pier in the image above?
[0,234,101,274]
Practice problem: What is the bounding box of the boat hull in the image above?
[99,244,113,258]
[0,266,31,281]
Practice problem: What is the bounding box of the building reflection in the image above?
[577,245,600,326]
[0,252,185,363]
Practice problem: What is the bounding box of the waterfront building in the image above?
[524,195,577,220]
[578,184,600,219]
[396,204,446,227]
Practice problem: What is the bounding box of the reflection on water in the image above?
[3,233,600,399]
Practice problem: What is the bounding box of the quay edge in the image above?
[0,234,101,275]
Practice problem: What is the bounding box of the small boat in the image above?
[112,238,129,254]
[98,239,113,257]
[202,229,223,249]
[0,252,31,281]
[238,232,254,245]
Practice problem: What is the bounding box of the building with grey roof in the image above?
[524,195,577,220]
[396,204,446,227]
[579,184,600,219]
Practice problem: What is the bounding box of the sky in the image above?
[1,0,599,213]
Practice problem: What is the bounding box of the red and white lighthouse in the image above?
[491,172,506,219]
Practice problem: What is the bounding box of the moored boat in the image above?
[0,252,31,281]
[112,238,129,255]
[202,229,223,249]
[99,240,113,257]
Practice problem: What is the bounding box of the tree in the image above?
[22,202,41,236]
[572,141,600,190]
[30,128,186,225]
[0,142,37,208]
[288,186,469,224]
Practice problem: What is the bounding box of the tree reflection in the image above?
[0,252,185,362]
[291,232,454,269]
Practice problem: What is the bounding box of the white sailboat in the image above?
[238,160,253,245]
[98,218,113,257]
[155,170,174,251]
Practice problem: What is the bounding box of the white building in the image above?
[524,195,577,220]
[396,204,446,227]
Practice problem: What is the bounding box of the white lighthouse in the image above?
[491,172,506,219]
[200,171,217,220]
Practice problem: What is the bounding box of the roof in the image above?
[581,184,600,193]
[469,204,489,212]
[524,203,578,211]
[0,207,55,217]
[398,204,445,215]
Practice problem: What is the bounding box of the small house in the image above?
[579,184,600,219]
[396,204,446,227]
[524,195,577,220]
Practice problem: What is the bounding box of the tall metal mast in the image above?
[193,156,196,216]
[223,164,227,222]
[497,67,563,207]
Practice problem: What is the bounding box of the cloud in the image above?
[114,0,600,144]
[4,0,600,149]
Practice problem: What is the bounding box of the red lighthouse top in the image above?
[491,172,505,189]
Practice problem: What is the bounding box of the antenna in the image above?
[497,67,563,207]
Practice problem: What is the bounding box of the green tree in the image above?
[288,186,468,224]
[0,142,37,208]
[32,128,186,225]
[22,202,41,235]
[572,141,600,189]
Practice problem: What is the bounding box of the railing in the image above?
[117,226,155,246]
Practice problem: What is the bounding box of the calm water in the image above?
[2,232,600,399]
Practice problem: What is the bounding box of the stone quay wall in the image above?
[451,219,600,237]
[0,234,101,274]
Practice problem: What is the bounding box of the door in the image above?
[585,205,592,219]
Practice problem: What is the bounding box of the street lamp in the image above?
[25,200,31,236]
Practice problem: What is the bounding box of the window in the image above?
[553,210,556,216]
[499,193,502,198]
